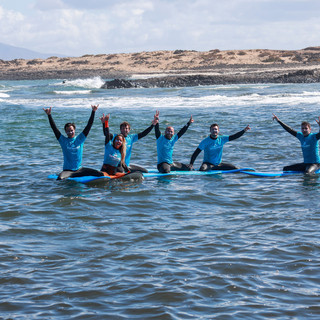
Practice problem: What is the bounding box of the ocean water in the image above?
[1,77,320,319]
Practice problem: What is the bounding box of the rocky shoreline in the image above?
[102,69,320,89]
[1,48,320,87]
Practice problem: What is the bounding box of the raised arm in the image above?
[272,113,297,137]
[137,124,154,139]
[100,113,111,144]
[189,147,202,169]
[43,107,61,140]
[155,123,161,139]
[229,124,250,141]
[82,104,99,137]
[154,111,161,139]
[177,115,194,139]
[138,110,159,139]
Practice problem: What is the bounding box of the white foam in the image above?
[54,90,92,95]
[61,76,105,89]
[0,92,10,98]
[3,82,320,112]
[6,90,320,110]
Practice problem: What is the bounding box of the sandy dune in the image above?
[1,47,320,81]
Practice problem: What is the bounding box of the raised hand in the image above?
[100,113,110,123]
[152,110,160,125]
[272,113,279,122]
[43,107,52,115]
[91,104,99,112]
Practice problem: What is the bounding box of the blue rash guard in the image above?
[103,141,122,167]
[123,134,138,166]
[198,135,229,165]
[107,124,154,167]
[58,133,86,170]
[296,132,320,163]
[276,119,320,164]
[47,110,95,172]
[156,134,179,164]
[190,129,246,169]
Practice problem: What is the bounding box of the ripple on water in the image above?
[2,83,320,319]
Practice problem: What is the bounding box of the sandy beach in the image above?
[1,47,320,84]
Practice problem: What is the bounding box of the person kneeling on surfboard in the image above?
[189,123,250,171]
[100,113,129,176]
[155,111,193,173]
[272,113,320,174]
[43,105,104,180]
[106,111,159,173]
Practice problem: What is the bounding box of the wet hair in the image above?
[113,134,126,166]
[120,121,131,130]
[64,122,76,131]
[210,123,219,130]
[301,121,311,129]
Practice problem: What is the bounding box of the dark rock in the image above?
[274,69,318,83]
[102,78,134,89]
[101,69,320,89]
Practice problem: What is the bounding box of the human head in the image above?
[113,134,125,150]
[113,134,127,165]
[301,121,311,137]
[120,122,131,137]
[165,126,174,140]
[64,123,76,138]
[210,123,219,137]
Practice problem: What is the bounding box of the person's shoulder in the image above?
[58,134,66,141]
[200,135,211,141]
[156,134,164,141]
[131,133,139,139]
[106,139,113,146]
[309,132,318,140]
[199,136,211,145]
[75,132,86,143]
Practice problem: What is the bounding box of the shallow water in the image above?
[1,79,320,319]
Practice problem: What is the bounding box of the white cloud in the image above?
[33,0,65,11]
[0,7,29,45]
[0,0,320,56]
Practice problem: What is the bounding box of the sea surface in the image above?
[1,77,320,319]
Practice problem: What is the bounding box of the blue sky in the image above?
[0,0,319,57]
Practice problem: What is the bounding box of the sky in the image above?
[0,0,320,57]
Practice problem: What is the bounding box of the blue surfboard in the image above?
[142,168,255,178]
[48,174,111,183]
[242,169,320,177]
[48,172,143,184]
[48,168,255,183]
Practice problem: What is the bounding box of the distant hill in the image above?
[0,42,65,60]
[1,48,320,80]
